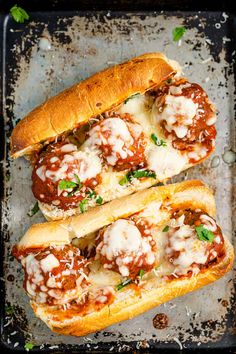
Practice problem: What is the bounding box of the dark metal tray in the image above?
[0,1,235,353]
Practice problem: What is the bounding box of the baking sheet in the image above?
[1,10,236,352]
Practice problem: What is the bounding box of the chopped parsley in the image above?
[60,174,83,197]
[124,93,140,104]
[5,305,14,315]
[59,180,77,190]
[119,170,156,186]
[166,78,172,84]
[87,190,97,198]
[172,26,187,42]
[139,269,145,279]
[79,199,88,213]
[162,225,170,232]
[27,202,39,217]
[119,174,131,186]
[24,342,34,350]
[151,133,167,147]
[10,5,29,23]
[132,170,156,179]
[96,196,103,205]
[74,174,82,188]
[195,224,214,242]
[86,189,103,204]
[116,279,132,291]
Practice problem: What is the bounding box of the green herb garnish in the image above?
[79,199,88,213]
[172,26,187,42]
[124,93,140,104]
[119,174,131,186]
[87,190,97,198]
[151,133,167,147]
[195,224,214,242]
[132,170,156,179]
[116,279,132,291]
[74,174,82,188]
[139,269,145,279]
[60,174,83,197]
[162,225,170,232]
[5,305,14,315]
[119,169,156,186]
[27,202,39,217]
[96,196,103,205]
[166,78,172,84]
[59,180,77,190]
[10,5,29,23]
[24,342,34,350]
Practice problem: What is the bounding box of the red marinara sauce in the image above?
[31,141,100,210]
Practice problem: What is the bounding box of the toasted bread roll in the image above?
[13,180,234,336]
[11,53,178,158]
[10,53,217,220]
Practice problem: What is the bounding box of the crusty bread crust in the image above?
[17,180,215,250]
[15,180,234,336]
[31,237,233,336]
[10,53,178,158]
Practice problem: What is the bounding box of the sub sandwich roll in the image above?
[13,180,234,337]
[10,53,217,220]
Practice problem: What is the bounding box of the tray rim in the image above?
[0,8,236,354]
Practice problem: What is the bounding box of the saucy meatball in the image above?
[84,114,147,171]
[96,219,156,279]
[32,141,102,210]
[154,79,216,163]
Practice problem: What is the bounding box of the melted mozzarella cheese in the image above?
[25,254,43,279]
[84,118,134,165]
[146,146,187,180]
[101,219,143,259]
[206,115,217,126]
[136,201,164,224]
[187,144,208,161]
[99,219,155,276]
[40,254,60,273]
[118,94,154,135]
[166,216,209,274]
[156,95,198,138]
[60,143,77,153]
[74,148,102,181]
[39,147,102,183]
[200,214,217,232]
[36,165,46,182]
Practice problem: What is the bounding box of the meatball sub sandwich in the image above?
[13,180,234,336]
[10,53,217,220]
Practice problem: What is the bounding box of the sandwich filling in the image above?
[31,77,216,215]
[14,202,225,316]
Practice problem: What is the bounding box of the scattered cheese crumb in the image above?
[201,57,212,64]
[173,337,183,350]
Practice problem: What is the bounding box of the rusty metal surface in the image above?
[1,11,236,351]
